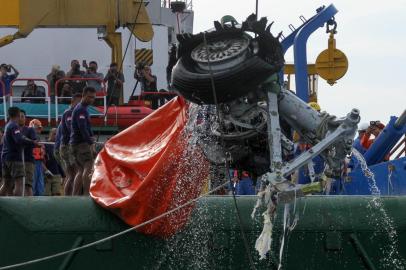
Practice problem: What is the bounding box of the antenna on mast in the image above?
[255,0,259,19]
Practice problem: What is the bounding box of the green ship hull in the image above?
[0,196,405,269]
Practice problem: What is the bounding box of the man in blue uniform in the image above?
[70,87,96,196]
[19,109,37,196]
[59,93,82,195]
[0,107,38,196]
[236,170,256,195]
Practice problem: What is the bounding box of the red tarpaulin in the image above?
[90,97,209,238]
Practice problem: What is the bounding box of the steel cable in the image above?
[96,0,144,141]
[202,32,257,270]
[0,182,229,270]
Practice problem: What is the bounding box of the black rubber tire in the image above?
[172,54,276,104]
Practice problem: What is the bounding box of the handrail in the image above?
[55,77,106,96]
[0,80,7,122]
[137,91,177,101]
[135,91,178,109]
[54,77,107,124]
[0,80,5,96]
[10,78,51,97]
[389,135,406,159]
[10,78,51,124]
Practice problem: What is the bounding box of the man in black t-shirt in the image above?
[104,63,124,105]
[134,65,159,109]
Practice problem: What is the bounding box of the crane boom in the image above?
[0,0,154,63]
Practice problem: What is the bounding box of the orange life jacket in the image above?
[33,146,45,160]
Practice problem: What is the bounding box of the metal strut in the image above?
[267,91,283,179]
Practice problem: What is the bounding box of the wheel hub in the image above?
[191,37,250,71]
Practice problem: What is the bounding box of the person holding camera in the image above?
[360,121,385,150]
[67,60,86,94]
[134,63,157,92]
[83,60,104,91]
[134,63,158,108]
[46,65,65,100]
[67,60,85,78]
[104,63,124,105]
[0,63,19,97]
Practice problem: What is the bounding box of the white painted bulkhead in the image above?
[0,0,194,102]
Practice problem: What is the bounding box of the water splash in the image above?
[144,103,216,269]
[352,149,405,269]
[352,149,380,195]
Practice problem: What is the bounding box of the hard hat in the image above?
[358,122,369,131]
[308,102,321,111]
[29,119,43,128]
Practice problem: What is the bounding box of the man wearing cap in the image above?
[60,93,82,195]
[0,107,38,196]
[70,86,97,196]
[353,123,369,154]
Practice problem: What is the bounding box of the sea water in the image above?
[352,149,405,269]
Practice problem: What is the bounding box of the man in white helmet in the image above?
[353,122,369,154]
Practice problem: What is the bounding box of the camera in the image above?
[0,64,11,72]
[73,63,80,71]
[136,61,146,72]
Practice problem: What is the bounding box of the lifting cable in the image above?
[0,182,229,270]
[202,33,257,270]
[93,2,253,267]
[96,0,144,141]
